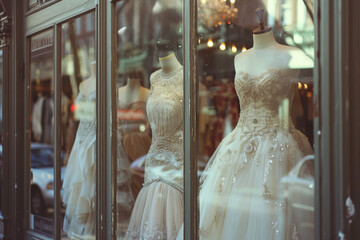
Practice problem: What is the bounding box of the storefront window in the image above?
[192,0,315,239]
[115,0,184,239]
[60,12,96,239]
[29,29,55,236]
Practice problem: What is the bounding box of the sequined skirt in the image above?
[126,181,183,240]
[185,120,313,240]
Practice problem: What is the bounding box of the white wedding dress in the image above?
[126,67,184,240]
[178,69,313,240]
[62,91,96,237]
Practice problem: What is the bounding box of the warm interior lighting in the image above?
[207,38,214,47]
[241,46,247,52]
[307,92,312,98]
[200,0,207,4]
[231,45,237,53]
[219,42,226,51]
[218,21,222,25]
[304,83,308,89]
[230,0,236,4]
[298,82,303,89]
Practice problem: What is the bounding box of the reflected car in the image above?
[30,143,66,216]
[280,155,315,240]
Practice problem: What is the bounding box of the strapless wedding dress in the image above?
[62,91,96,237]
[126,67,184,240]
[178,69,313,240]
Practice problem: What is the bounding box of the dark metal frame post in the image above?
[183,0,198,239]
[315,0,354,239]
[96,0,115,239]
[315,0,335,238]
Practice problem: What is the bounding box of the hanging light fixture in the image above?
[231,45,237,53]
[207,38,214,47]
[219,42,226,51]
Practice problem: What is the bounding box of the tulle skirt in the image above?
[126,182,183,240]
[62,134,96,237]
[178,122,312,240]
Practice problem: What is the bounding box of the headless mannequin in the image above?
[118,72,149,105]
[79,61,96,97]
[159,52,182,75]
[234,30,301,75]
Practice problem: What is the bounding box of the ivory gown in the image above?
[126,66,184,240]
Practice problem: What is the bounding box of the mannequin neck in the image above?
[253,30,277,49]
[126,77,141,89]
[159,52,182,75]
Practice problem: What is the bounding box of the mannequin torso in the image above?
[118,77,149,105]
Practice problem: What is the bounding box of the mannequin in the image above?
[235,9,301,75]
[79,61,96,97]
[176,8,313,240]
[126,50,184,240]
[63,60,97,238]
[118,70,149,105]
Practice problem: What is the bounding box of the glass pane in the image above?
[29,29,55,236]
[115,1,184,239]
[60,12,96,239]
[196,0,315,239]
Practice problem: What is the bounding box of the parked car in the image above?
[280,154,315,240]
[29,143,66,216]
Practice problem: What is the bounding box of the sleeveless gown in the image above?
[126,67,184,240]
[62,91,96,238]
[178,69,313,240]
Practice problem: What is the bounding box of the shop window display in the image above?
[60,12,96,239]
[115,0,184,239]
[178,0,315,239]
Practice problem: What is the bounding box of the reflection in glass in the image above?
[60,12,96,239]
[193,0,315,239]
[29,29,56,236]
[115,1,184,239]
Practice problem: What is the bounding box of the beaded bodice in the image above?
[144,67,184,192]
[75,91,96,143]
[235,69,297,132]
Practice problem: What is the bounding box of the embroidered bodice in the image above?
[143,67,184,192]
[235,69,297,132]
[75,91,96,143]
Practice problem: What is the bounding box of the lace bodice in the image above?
[235,69,297,132]
[143,67,184,192]
[75,91,96,143]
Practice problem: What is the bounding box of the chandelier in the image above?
[199,0,239,28]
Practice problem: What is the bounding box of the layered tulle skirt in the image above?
[62,133,96,237]
[177,117,312,240]
[126,181,183,240]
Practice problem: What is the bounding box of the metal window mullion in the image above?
[53,23,62,240]
[314,0,332,239]
[96,0,114,239]
[183,0,198,239]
